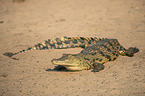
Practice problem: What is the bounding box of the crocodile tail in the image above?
[63,36,103,48]
[3,36,103,59]
[3,36,69,58]
[26,36,103,50]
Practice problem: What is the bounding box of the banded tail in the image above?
[3,36,104,60]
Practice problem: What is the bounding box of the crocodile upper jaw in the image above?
[51,59,84,71]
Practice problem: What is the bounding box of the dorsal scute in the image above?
[3,36,103,58]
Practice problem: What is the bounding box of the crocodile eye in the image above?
[62,53,67,56]
[68,54,72,57]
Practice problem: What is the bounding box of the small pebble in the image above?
[1,73,8,77]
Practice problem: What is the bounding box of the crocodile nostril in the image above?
[51,59,57,62]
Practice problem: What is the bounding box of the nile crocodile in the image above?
[3,36,139,72]
[51,39,139,72]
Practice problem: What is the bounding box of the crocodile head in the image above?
[51,54,90,71]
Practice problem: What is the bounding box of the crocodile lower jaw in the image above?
[51,59,73,66]
[51,59,84,71]
[64,66,83,71]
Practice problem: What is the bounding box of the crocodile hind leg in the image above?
[125,47,139,57]
[91,63,104,72]
[119,46,139,57]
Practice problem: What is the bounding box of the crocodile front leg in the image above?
[46,65,68,72]
[91,62,104,72]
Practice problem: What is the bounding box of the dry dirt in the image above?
[0,0,145,96]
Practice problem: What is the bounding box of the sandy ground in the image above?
[0,0,145,96]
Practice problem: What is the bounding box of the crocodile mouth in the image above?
[52,59,83,70]
[51,59,74,66]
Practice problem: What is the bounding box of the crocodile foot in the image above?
[91,63,104,72]
[46,65,68,72]
[126,47,139,57]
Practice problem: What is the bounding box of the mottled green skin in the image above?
[3,36,139,72]
[3,36,104,59]
[51,39,139,72]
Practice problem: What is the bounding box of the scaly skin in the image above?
[3,36,104,60]
[3,36,139,72]
[51,39,139,72]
